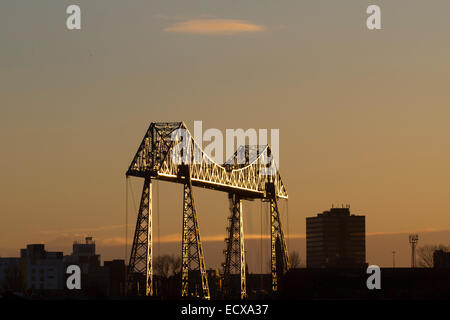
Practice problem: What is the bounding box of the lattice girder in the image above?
[223,194,247,299]
[269,194,290,292]
[127,122,288,199]
[127,177,152,296]
[181,167,210,300]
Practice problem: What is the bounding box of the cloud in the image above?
[98,237,128,246]
[367,228,449,237]
[39,224,125,235]
[93,233,306,247]
[163,19,266,35]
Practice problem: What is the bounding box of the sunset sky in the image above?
[1,1,450,270]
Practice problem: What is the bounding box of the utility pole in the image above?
[409,234,419,268]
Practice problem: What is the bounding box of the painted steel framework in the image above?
[127,177,152,296]
[181,166,210,299]
[223,194,246,299]
[126,122,289,299]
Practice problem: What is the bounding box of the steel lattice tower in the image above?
[223,194,246,299]
[181,166,210,299]
[267,182,290,292]
[127,177,152,296]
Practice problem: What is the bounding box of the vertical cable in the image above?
[125,176,129,295]
[125,177,129,262]
[265,201,269,273]
[260,200,263,289]
[244,202,251,273]
[156,180,161,258]
[129,180,138,214]
[260,200,263,274]
[286,200,290,249]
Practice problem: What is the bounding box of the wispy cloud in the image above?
[367,228,449,237]
[91,233,307,247]
[39,224,124,235]
[163,19,266,35]
[109,233,306,245]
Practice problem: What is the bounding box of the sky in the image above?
[1,1,450,270]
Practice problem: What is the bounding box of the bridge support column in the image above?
[181,172,210,299]
[223,194,247,299]
[269,194,290,293]
[127,177,153,296]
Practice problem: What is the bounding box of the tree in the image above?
[265,250,304,271]
[417,244,449,268]
[154,254,181,278]
[171,255,181,275]
[289,251,302,268]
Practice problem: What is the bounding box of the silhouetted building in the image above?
[86,259,126,296]
[103,259,126,296]
[246,273,272,299]
[65,237,99,267]
[434,250,450,268]
[306,206,365,268]
[20,244,64,291]
[0,258,21,292]
[280,268,450,299]
[64,237,100,273]
[207,269,222,298]
[63,237,101,292]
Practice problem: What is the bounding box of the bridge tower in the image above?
[127,177,152,296]
[180,165,210,299]
[223,193,246,299]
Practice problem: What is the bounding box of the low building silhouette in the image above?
[85,259,126,296]
[280,267,450,299]
[0,258,21,292]
[64,237,100,272]
[64,237,101,291]
[433,250,450,268]
[20,244,64,292]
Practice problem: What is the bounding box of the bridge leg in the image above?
[181,175,210,299]
[223,194,247,299]
[128,177,153,296]
[270,196,290,293]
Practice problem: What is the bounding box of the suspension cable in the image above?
[266,201,269,273]
[125,177,129,262]
[286,199,290,250]
[260,200,263,274]
[125,177,129,295]
[156,180,161,258]
[125,176,128,261]
[125,178,141,260]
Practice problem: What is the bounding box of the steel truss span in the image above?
[126,122,289,299]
